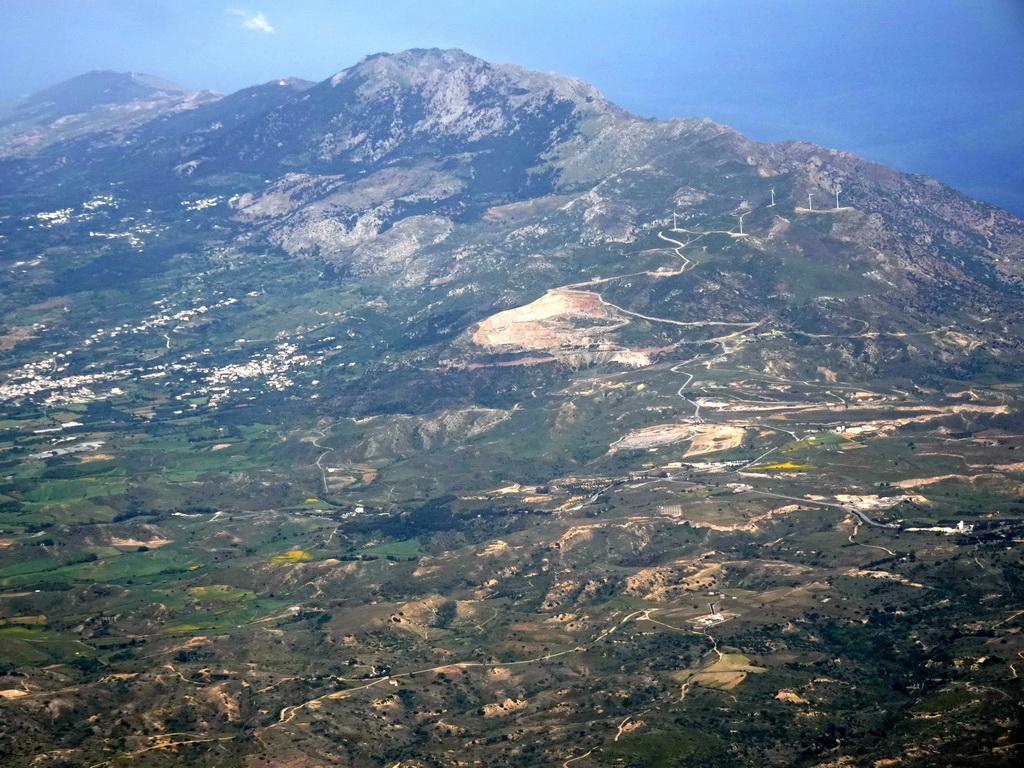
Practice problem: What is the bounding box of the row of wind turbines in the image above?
[671,187,850,235]
[769,187,846,212]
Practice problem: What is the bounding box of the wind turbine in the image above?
[769,188,776,207]
[835,190,841,210]
[807,193,814,212]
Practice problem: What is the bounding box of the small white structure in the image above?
[905,520,973,535]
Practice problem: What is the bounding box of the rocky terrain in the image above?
[0,48,1023,768]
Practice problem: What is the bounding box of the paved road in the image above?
[747,489,900,529]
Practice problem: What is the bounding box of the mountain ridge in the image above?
[0,69,195,126]
[1,47,1022,373]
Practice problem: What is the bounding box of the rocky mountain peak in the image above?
[182,48,632,186]
[329,47,627,126]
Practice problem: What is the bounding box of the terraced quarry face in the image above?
[1,48,1023,768]
[472,289,627,353]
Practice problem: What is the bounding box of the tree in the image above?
[433,600,458,629]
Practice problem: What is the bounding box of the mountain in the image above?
[0,48,630,200]
[0,49,1023,768]
[211,48,626,174]
[0,70,222,158]
[0,70,193,128]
